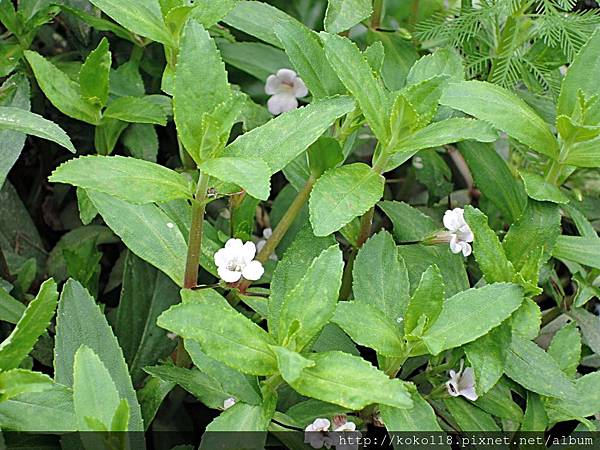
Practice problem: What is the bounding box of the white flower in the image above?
[256,228,278,261]
[265,68,308,115]
[223,397,236,410]
[214,238,264,283]
[412,156,424,169]
[331,415,360,450]
[443,208,474,257]
[446,359,478,401]
[304,418,333,449]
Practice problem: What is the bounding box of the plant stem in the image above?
[183,171,210,289]
[371,0,384,29]
[545,160,562,185]
[356,207,375,248]
[339,249,357,300]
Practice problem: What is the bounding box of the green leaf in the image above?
[421,283,523,355]
[73,345,122,430]
[504,335,576,400]
[404,265,444,336]
[88,0,173,45]
[332,302,405,356]
[474,381,523,423]
[222,1,291,48]
[547,322,581,378]
[557,29,600,118]
[324,0,372,34]
[445,397,500,431]
[273,347,413,410]
[0,279,57,370]
[309,163,384,236]
[50,156,193,204]
[406,48,464,86]
[278,245,344,350]
[380,389,444,433]
[458,141,526,223]
[307,136,344,177]
[0,106,75,153]
[0,383,76,431]
[199,157,271,201]
[464,323,511,395]
[219,42,289,81]
[174,20,230,157]
[352,230,410,320]
[54,279,143,430]
[553,235,600,269]
[0,369,53,401]
[225,96,355,174]
[545,371,600,423]
[0,74,29,188]
[521,392,547,432]
[285,399,349,427]
[519,171,569,204]
[189,0,237,28]
[511,298,542,341]
[440,81,559,159]
[367,30,418,91]
[137,375,175,430]
[157,291,277,376]
[103,96,167,125]
[0,288,25,324]
[114,252,179,385]
[569,307,600,356]
[274,20,344,99]
[268,226,335,340]
[563,136,600,168]
[79,37,111,107]
[384,118,498,172]
[87,190,187,286]
[320,32,390,142]
[59,4,136,43]
[24,50,101,125]
[464,206,515,283]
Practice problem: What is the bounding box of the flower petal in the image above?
[449,235,463,254]
[263,228,273,239]
[460,386,478,401]
[218,267,242,283]
[241,241,257,263]
[446,381,460,397]
[461,242,472,257]
[265,74,282,95]
[276,68,297,83]
[242,260,264,281]
[224,238,244,252]
[293,77,308,98]
[268,93,298,115]
[214,248,230,268]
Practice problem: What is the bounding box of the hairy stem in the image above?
[183,171,210,289]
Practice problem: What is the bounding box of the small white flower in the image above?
[256,228,278,261]
[214,238,265,283]
[305,418,332,449]
[443,208,474,257]
[446,359,478,401]
[331,415,360,450]
[412,156,424,169]
[166,332,177,340]
[223,397,236,410]
[265,68,308,115]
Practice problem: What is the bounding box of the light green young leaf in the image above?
[87,190,187,286]
[0,369,53,401]
[174,20,230,157]
[364,41,385,74]
[0,106,75,153]
[557,28,600,118]
[380,389,444,433]
[553,235,600,269]
[406,48,464,86]
[421,283,523,355]
[157,292,278,376]
[115,252,179,385]
[0,279,57,371]
[444,397,500,431]
[458,141,526,223]
[547,322,581,378]
[324,0,372,34]
[88,0,173,45]
[505,335,576,400]
[464,206,515,283]
[50,156,193,204]
[279,245,343,350]
[464,323,511,395]
[333,302,405,356]
[400,76,446,125]
[440,81,559,159]
[384,118,498,172]
[24,50,101,125]
[367,30,418,91]
[519,171,569,204]
[189,0,237,28]
[103,96,167,125]
[309,163,384,236]
[269,226,335,339]
[225,96,355,174]
[274,20,344,99]
[320,32,390,142]
[199,157,271,201]
[73,345,123,431]
[404,265,444,336]
[79,37,111,107]
[563,136,600,168]
[54,279,143,430]
[223,1,291,48]
[273,347,413,410]
[219,42,289,81]
[511,298,542,341]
